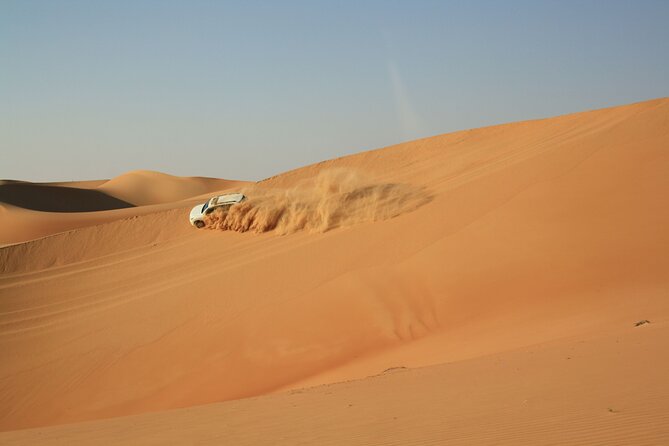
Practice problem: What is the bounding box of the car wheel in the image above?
[195,220,205,229]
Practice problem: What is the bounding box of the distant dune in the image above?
[97,170,244,206]
[1,98,668,444]
[0,171,248,246]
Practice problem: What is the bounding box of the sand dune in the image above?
[0,171,249,245]
[1,98,668,442]
[97,170,244,206]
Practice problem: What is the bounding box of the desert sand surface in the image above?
[2,322,667,445]
[1,98,668,444]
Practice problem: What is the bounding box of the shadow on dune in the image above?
[0,182,135,212]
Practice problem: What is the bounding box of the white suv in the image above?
[189,193,246,228]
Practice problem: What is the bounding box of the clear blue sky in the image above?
[2,1,668,182]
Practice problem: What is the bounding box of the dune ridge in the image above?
[0,98,668,441]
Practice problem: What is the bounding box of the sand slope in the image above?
[3,322,667,445]
[1,98,668,441]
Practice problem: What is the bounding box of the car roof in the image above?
[211,193,245,205]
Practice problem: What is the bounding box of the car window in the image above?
[201,201,209,213]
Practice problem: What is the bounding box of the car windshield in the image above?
[201,201,210,213]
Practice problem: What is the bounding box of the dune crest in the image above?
[205,169,430,234]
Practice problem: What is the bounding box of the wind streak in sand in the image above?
[205,169,430,234]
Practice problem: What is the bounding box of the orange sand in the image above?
[1,98,668,444]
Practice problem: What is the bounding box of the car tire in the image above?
[195,220,205,229]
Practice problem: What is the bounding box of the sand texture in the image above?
[1,98,668,444]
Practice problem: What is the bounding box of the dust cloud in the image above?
[204,169,430,234]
